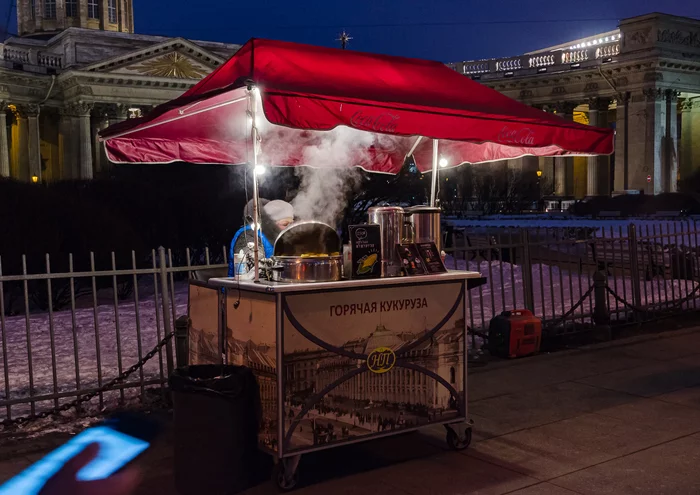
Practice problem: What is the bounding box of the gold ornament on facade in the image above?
[132,53,209,79]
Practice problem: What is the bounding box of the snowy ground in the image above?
[2,257,699,424]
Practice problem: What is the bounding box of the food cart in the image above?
[100,38,614,489]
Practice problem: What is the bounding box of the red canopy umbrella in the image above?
[99,38,613,279]
[101,37,613,172]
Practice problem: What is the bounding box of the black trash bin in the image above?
[170,365,261,495]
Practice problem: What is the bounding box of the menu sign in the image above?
[349,225,382,279]
[396,244,427,276]
[416,242,447,274]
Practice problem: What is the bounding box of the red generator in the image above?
[487,309,542,358]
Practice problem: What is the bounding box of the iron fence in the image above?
[1,220,699,426]
[0,246,227,425]
[445,220,700,337]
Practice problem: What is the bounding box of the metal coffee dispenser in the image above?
[405,206,442,251]
[368,206,408,277]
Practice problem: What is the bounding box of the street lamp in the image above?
[536,170,543,178]
[31,175,39,183]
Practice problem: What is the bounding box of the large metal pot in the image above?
[405,205,442,251]
[368,206,406,277]
[270,221,343,283]
[269,256,343,283]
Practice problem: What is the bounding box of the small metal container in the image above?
[368,206,405,277]
[405,205,442,251]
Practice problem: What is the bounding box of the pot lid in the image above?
[273,221,342,257]
[405,205,442,214]
[368,206,404,213]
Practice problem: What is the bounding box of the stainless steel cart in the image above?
[188,271,485,490]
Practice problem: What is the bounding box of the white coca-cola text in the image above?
[497,126,536,146]
[349,111,399,133]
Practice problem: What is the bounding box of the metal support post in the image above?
[627,224,642,312]
[521,230,535,312]
[592,271,610,326]
[158,246,175,376]
[430,139,439,207]
[248,86,261,282]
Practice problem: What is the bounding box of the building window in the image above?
[44,0,56,19]
[108,0,117,23]
[65,0,77,17]
[449,367,456,384]
[88,0,99,19]
[30,0,35,19]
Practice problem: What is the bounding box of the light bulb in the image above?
[254,165,266,175]
[439,158,448,168]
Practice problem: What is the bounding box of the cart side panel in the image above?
[225,290,278,451]
[281,281,465,454]
[188,282,221,365]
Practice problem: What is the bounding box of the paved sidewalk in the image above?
[2,327,700,494]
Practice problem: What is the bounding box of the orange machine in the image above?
[487,309,542,358]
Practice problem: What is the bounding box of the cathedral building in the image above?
[448,13,700,196]
[2,4,699,197]
[0,0,239,182]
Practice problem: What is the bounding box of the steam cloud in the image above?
[260,120,396,227]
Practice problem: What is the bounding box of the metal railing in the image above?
[0,246,227,425]
[445,220,700,336]
[1,220,699,427]
[449,40,621,77]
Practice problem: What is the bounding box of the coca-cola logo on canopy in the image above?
[497,126,536,146]
[350,111,399,133]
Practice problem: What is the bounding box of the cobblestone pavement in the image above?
[2,327,700,494]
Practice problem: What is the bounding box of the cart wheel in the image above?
[273,462,299,492]
[446,426,472,451]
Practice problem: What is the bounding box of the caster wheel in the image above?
[446,427,472,451]
[273,462,299,492]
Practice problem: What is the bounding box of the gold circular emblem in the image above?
[367,347,396,374]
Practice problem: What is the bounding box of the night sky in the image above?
[1,0,698,61]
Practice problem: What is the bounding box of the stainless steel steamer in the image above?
[405,205,442,251]
[367,206,407,277]
[269,221,343,283]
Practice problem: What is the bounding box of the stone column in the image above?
[20,104,42,182]
[68,101,94,180]
[16,107,29,181]
[587,97,611,196]
[554,102,576,196]
[626,89,679,194]
[0,102,10,178]
[59,107,80,179]
[56,0,66,29]
[664,90,679,193]
[613,93,630,192]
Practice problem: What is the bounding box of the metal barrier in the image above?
[1,220,699,428]
[446,220,700,335]
[0,246,227,426]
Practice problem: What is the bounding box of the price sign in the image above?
[416,242,447,274]
[396,243,427,276]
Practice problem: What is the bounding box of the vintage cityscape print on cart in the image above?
[281,282,466,453]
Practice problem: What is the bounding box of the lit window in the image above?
[44,0,56,19]
[108,0,117,23]
[88,0,99,19]
[66,0,77,17]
